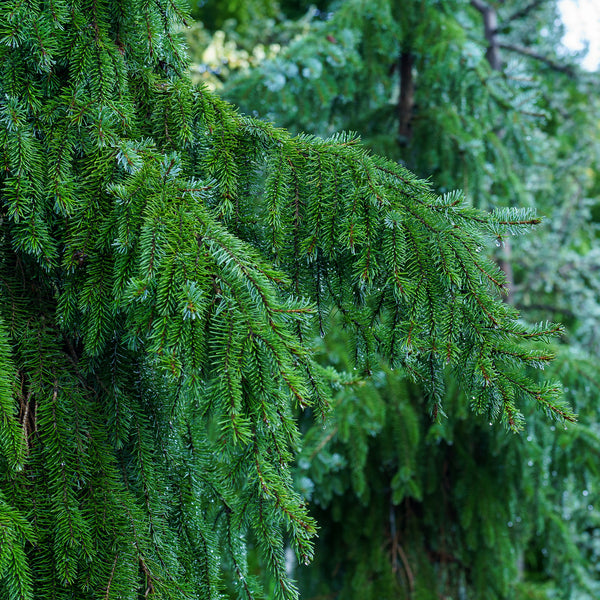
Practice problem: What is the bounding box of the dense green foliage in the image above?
[185,0,600,598]
[0,1,595,600]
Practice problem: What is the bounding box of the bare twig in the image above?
[498,42,576,76]
[503,0,546,27]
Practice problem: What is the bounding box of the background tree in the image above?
[184,0,600,597]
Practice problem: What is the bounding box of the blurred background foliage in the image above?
[183,1,600,597]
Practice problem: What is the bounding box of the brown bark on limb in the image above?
[471,0,502,70]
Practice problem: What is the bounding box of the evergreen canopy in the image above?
[0,1,575,598]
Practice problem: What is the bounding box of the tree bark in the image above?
[471,0,502,70]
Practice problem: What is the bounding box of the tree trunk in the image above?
[398,51,415,143]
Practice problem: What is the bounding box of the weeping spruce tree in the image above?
[0,1,576,599]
